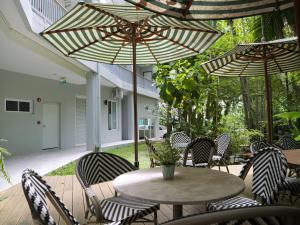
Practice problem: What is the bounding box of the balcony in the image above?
[29,0,67,32]
[100,63,157,94]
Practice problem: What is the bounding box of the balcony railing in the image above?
[101,64,157,93]
[30,0,66,24]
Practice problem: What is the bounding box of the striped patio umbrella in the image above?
[41,2,222,167]
[125,0,294,20]
[201,37,300,143]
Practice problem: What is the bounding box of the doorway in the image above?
[42,102,60,149]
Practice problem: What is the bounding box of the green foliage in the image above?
[153,141,181,165]
[217,109,263,154]
[0,147,11,183]
[274,111,300,141]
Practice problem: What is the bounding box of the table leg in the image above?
[173,205,183,219]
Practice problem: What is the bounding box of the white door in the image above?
[75,97,86,145]
[42,103,59,149]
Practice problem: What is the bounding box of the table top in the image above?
[283,149,300,167]
[113,167,245,205]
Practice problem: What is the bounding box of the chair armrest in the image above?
[84,187,96,198]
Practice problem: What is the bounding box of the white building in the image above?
[0,0,160,155]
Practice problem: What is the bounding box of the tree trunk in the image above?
[240,77,254,129]
[166,104,172,138]
[229,19,253,129]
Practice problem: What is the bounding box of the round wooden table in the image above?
[283,149,300,167]
[113,167,245,219]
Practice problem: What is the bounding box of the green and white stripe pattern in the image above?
[201,37,300,77]
[41,2,222,65]
[125,0,293,20]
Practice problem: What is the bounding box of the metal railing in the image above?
[101,64,157,93]
[30,0,67,24]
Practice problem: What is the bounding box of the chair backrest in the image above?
[277,136,300,150]
[144,136,157,168]
[161,206,300,225]
[185,137,215,166]
[250,140,273,153]
[170,132,191,149]
[243,147,287,204]
[214,133,230,156]
[76,152,137,187]
[22,169,79,225]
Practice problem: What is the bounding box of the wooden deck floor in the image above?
[1,166,298,225]
[0,175,209,225]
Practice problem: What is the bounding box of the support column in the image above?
[86,68,101,151]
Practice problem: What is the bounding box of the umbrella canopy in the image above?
[41,2,222,167]
[41,3,221,64]
[201,37,300,143]
[124,0,294,20]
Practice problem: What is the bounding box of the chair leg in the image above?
[225,165,229,173]
[154,211,158,225]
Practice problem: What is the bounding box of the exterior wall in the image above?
[0,69,85,154]
[101,86,122,143]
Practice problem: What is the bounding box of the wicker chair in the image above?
[276,136,300,150]
[145,136,160,168]
[170,132,191,150]
[211,134,230,173]
[183,137,215,168]
[22,169,80,225]
[162,206,300,225]
[208,147,287,211]
[249,140,273,153]
[76,152,159,224]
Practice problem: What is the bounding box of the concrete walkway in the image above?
[0,139,153,191]
[0,146,89,191]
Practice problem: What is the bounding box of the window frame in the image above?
[4,98,33,113]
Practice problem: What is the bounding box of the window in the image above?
[108,101,117,130]
[5,99,32,113]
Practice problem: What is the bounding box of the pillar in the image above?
[86,67,101,151]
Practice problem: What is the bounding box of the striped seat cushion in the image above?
[101,196,159,224]
[208,196,261,211]
[212,155,221,161]
[281,177,300,194]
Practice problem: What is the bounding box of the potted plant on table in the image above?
[153,141,181,180]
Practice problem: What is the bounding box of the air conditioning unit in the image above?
[111,87,123,99]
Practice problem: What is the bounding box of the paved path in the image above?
[0,139,156,191]
[0,146,89,191]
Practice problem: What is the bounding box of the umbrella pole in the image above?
[294,0,300,52]
[132,37,139,168]
[263,46,273,143]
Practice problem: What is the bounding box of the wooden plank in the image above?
[0,184,26,225]
[58,175,73,225]
[50,176,66,223]
[72,175,86,224]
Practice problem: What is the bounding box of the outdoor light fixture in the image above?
[104,100,108,105]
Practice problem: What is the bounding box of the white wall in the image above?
[0,70,85,155]
[121,92,159,140]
